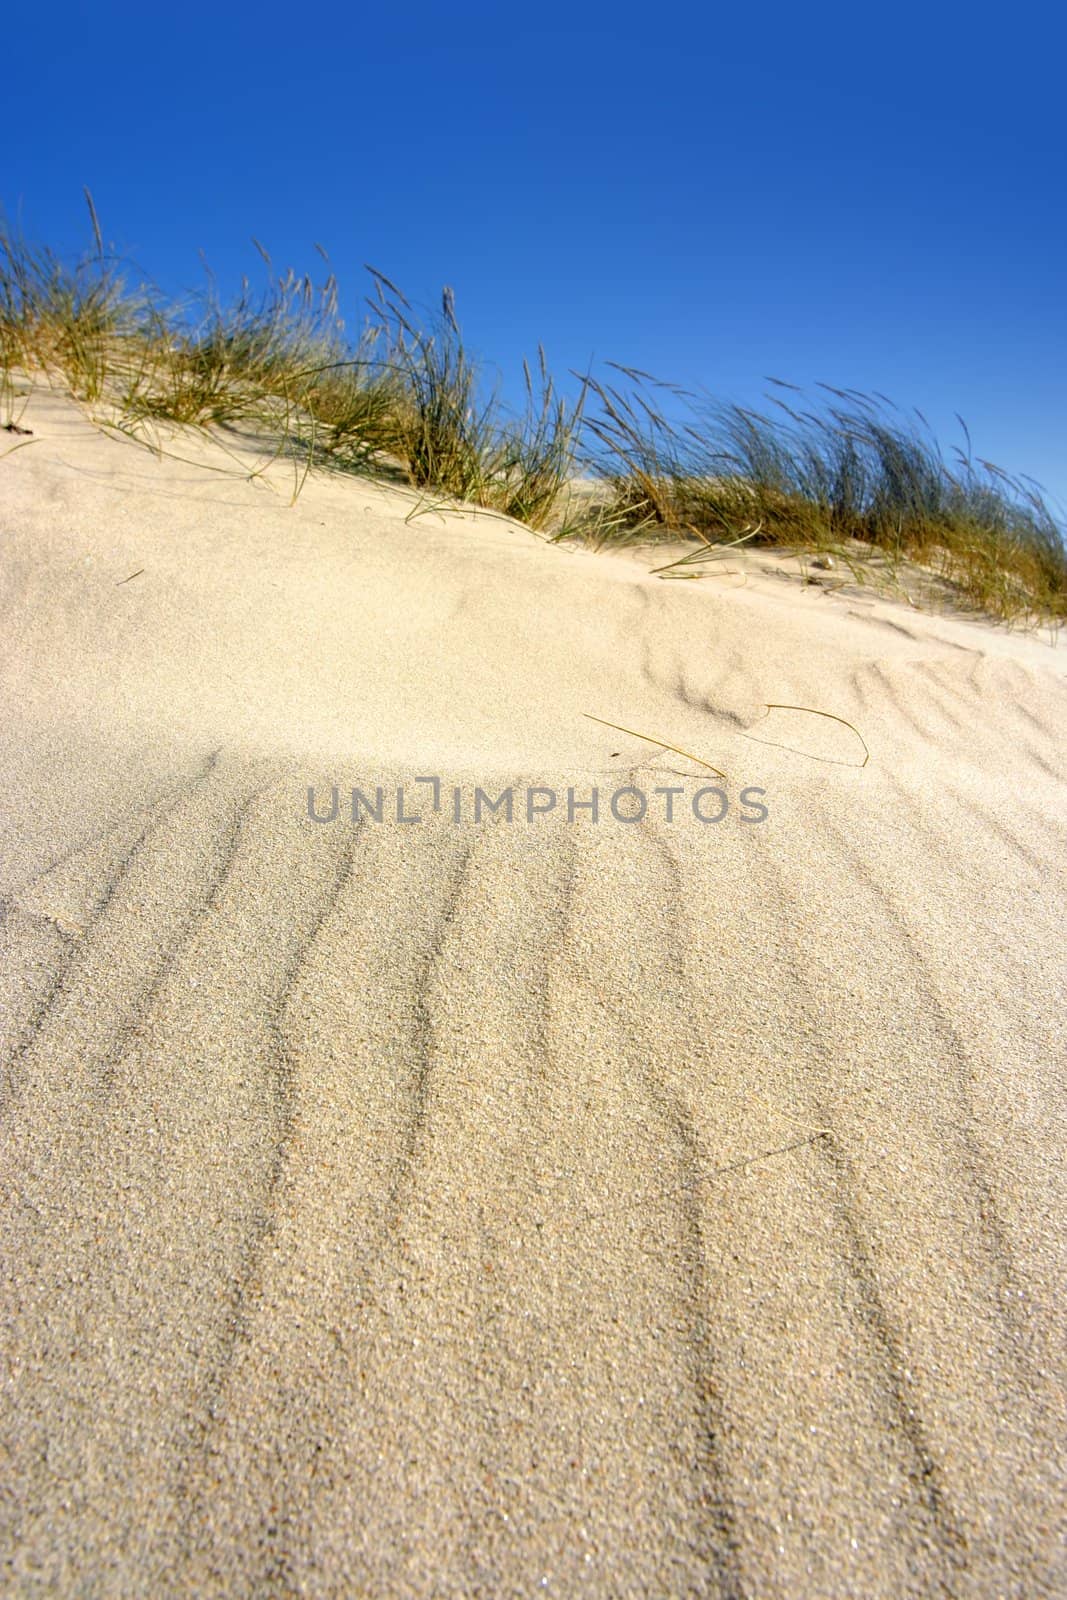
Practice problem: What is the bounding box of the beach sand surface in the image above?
[1,394,1064,1597]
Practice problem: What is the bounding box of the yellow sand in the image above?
[1,392,1064,1597]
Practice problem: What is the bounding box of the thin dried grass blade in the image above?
[583,714,728,779]
[758,703,870,766]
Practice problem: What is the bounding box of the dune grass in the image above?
[2,194,1064,624]
[364,269,586,527]
[580,369,1067,623]
[0,191,135,404]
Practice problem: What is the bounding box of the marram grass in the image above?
[2,194,1064,626]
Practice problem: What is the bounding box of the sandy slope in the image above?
[1,392,1064,1598]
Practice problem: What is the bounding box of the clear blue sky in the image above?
[6,0,1065,512]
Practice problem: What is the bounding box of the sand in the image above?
[1,391,1064,1598]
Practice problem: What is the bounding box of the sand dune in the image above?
[1,394,1064,1597]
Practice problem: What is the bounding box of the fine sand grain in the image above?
[1,393,1064,1597]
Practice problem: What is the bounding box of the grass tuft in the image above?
[576,370,1066,624]
[1,191,136,401]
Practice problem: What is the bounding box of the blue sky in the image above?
[6,0,1065,511]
